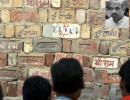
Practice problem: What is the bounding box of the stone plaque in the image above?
[25,0,50,8]
[62,0,89,9]
[92,57,118,69]
[48,9,75,23]
[18,53,45,67]
[33,38,62,52]
[43,23,80,38]
[0,39,23,52]
[15,25,41,38]
[92,25,119,40]
[110,41,128,55]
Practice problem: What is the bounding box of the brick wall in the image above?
[0,0,130,100]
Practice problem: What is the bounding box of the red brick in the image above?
[11,9,38,22]
[87,11,105,25]
[99,41,109,55]
[71,39,99,55]
[0,70,18,81]
[101,85,109,97]
[63,39,71,52]
[103,74,120,84]
[54,53,67,63]
[8,82,17,97]
[83,68,94,82]
[0,52,7,67]
[0,82,8,96]
[16,80,24,96]
[18,53,45,67]
[95,70,108,83]
[45,53,55,66]
[73,54,90,67]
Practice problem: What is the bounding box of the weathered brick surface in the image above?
[1,9,10,23]
[62,0,89,9]
[8,53,17,66]
[0,0,129,99]
[0,69,18,81]
[5,24,14,38]
[15,25,41,38]
[87,10,105,25]
[33,38,62,53]
[0,25,4,37]
[28,67,51,79]
[18,53,45,67]
[71,39,100,55]
[48,9,75,23]
[81,24,91,39]
[0,52,7,67]
[45,53,55,66]
[63,39,71,52]
[8,82,17,97]
[99,41,110,55]
[0,39,23,52]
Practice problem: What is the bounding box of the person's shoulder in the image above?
[124,16,129,21]
[105,17,113,27]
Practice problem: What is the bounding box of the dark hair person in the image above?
[22,76,51,100]
[51,58,84,100]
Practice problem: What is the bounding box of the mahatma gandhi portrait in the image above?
[105,0,129,28]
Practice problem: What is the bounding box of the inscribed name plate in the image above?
[43,23,80,38]
[110,41,128,55]
[92,57,118,69]
[18,53,45,67]
[0,40,23,52]
[48,9,75,23]
[92,25,119,40]
[15,25,41,38]
[62,0,89,9]
[24,0,50,8]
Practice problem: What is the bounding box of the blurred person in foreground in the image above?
[51,58,85,100]
[119,59,130,100]
[22,76,52,100]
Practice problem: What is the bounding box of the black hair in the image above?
[22,76,51,100]
[119,59,130,93]
[51,58,84,94]
[0,84,3,100]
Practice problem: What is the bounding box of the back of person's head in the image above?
[51,58,84,95]
[0,84,3,100]
[119,59,130,93]
[22,76,51,100]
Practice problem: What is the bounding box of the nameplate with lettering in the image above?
[92,57,118,69]
[43,23,80,38]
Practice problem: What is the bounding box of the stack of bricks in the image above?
[0,0,130,100]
